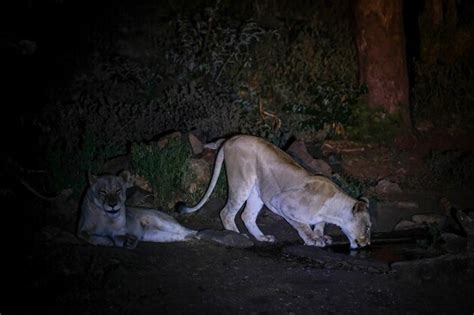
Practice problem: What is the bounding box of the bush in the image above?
[131,138,191,207]
[39,2,363,192]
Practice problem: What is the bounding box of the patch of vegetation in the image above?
[38,1,369,193]
[330,174,368,199]
[344,100,401,144]
[283,84,367,138]
[131,138,191,207]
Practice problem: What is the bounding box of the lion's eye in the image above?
[116,188,122,194]
[100,189,106,196]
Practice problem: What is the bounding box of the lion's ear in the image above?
[352,198,369,214]
[88,173,98,185]
[358,196,369,208]
[118,170,134,188]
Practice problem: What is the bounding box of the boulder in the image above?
[197,230,254,248]
[393,220,419,231]
[181,158,210,195]
[101,155,131,175]
[375,179,402,196]
[157,131,182,149]
[188,132,204,155]
[441,233,467,253]
[287,140,332,176]
[412,213,447,227]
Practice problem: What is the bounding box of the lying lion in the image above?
[77,171,200,249]
[178,135,371,249]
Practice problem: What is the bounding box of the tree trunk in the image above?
[354,0,410,126]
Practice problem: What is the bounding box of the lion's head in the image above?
[343,197,371,249]
[88,171,132,218]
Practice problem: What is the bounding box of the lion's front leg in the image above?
[113,234,139,249]
[284,218,327,247]
[313,222,332,245]
[77,230,115,247]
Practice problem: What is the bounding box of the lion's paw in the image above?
[305,237,326,247]
[123,234,139,249]
[322,235,333,245]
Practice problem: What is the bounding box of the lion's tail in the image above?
[176,142,225,214]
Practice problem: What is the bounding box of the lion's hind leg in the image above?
[241,187,275,242]
[219,180,255,233]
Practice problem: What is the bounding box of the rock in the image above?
[126,186,155,208]
[454,210,474,236]
[101,155,131,175]
[181,158,210,195]
[132,175,153,192]
[200,148,217,164]
[411,213,447,227]
[397,201,419,209]
[287,140,332,176]
[393,220,419,231]
[375,179,402,195]
[197,230,254,248]
[157,131,182,149]
[188,133,204,155]
[309,159,332,176]
[441,233,467,253]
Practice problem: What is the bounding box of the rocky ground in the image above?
[16,192,474,315]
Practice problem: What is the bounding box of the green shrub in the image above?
[330,174,368,199]
[39,2,365,193]
[345,100,401,144]
[282,84,366,137]
[131,138,191,207]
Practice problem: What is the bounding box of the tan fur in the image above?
[180,135,372,248]
[77,171,197,249]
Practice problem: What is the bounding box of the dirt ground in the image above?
[15,193,474,315]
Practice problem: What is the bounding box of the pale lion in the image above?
[77,171,197,249]
[178,135,371,249]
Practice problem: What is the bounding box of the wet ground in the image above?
[16,196,474,315]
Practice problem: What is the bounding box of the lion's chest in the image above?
[93,213,127,236]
